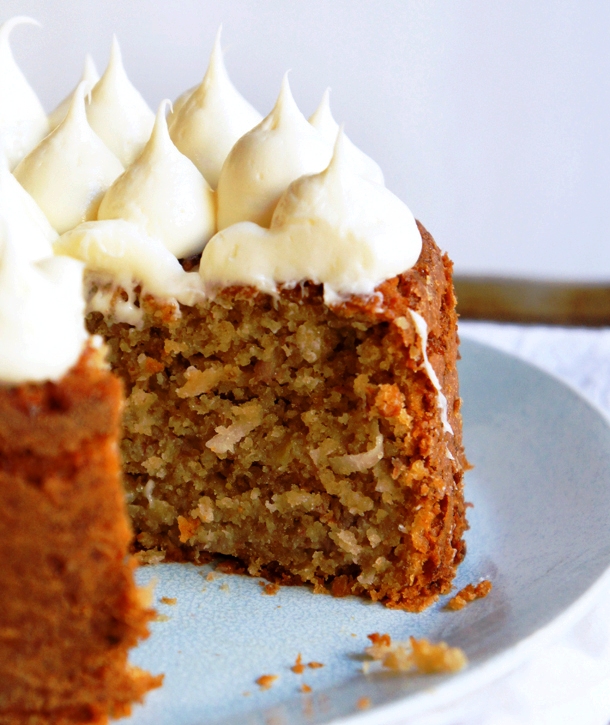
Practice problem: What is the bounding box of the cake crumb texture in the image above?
[0,347,162,725]
[446,580,492,610]
[88,224,467,611]
[365,632,467,674]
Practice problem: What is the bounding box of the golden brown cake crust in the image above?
[87,222,467,612]
[0,347,162,725]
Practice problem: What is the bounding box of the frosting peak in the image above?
[49,54,100,131]
[216,74,332,229]
[0,155,56,262]
[14,83,124,234]
[0,224,87,384]
[98,100,216,258]
[169,28,262,189]
[0,17,49,170]
[201,131,422,302]
[86,36,155,167]
[309,89,384,185]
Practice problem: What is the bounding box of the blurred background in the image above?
[2,0,609,284]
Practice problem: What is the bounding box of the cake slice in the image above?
[0,221,161,722]
[0,346,162,724]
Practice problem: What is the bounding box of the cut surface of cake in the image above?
[3,16,469,616]
[0,348,161,725]
[84,224,466,611]
[0,195,161,723]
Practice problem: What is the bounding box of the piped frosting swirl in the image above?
[216,74,332,229]
[8,23,424,323]
[48,54,99,130]
[309,89,384,186]
[0,17,49,170]
[14,83,124,234]
[0,224,87,384]
[98,100,216,258]
[169,28,262,189]
[0,154,56,261]
[202,132,422,303]
[86,37,155,167]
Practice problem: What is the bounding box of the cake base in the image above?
[0,346,162,725]
[87,223,467,611]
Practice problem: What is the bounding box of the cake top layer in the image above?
[2,17,423,317]
[202,132,422,304]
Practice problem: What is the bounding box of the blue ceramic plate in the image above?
[124,339,610,725]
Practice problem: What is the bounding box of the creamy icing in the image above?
[309,89,384,185]
[8,32,423,319]
[216,74,332,229]
[201,132,422,303]
[0,155,56,261]
[171,84,195,117]
[0,17,49,170]
[408,309,453,434]
[14,83,124,234]
[48,54,99,130]
[169,28,262,189]
[86,36,155,167]
[0,223,87,384]
[54,219,204,323]
[98,101,216,259]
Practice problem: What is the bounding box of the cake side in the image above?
[0,346,162,725]
[86,225,466,611]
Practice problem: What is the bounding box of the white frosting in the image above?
[201,133,422,303]
[0,156,57,262]
[54,219,204,310]
[169,29,262,189]
[98,101,216,259]
[408,309,453,435]
[309,89,384,185]
[0,17,50,170]
[48,54,99,131]
[86,37,155,167]
[14,84,124,234]
[216,74,332,229]
[0,224,87,384]
[171,84,195,117]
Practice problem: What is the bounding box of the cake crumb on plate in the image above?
[291,654,305,674]
[446,580,492,610]
[256,674,279,690]
[365,633,467,674]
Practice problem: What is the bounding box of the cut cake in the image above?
[0,22,469,691]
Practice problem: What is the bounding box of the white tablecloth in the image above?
[399,323,610,725]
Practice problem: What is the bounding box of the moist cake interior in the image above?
[88,225,467,612]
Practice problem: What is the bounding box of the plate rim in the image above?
[334,337,610,724]
[128,338,610,725]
